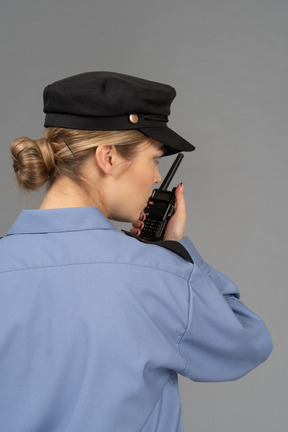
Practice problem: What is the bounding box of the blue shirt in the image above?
[0,207,272,432]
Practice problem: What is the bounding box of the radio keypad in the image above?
[141,218,163,239]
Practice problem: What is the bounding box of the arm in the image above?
[132,184,273,381]
[178,251,273,381]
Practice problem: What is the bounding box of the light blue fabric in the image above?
[0,207,272,432]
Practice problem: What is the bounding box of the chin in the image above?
[109,212,139,224]
[108,205,143,223]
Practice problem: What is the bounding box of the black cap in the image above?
[43,71,195,155]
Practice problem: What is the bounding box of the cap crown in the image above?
[44,71,176,118]
[43,71,195,155]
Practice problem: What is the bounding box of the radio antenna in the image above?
[159,153,184,191]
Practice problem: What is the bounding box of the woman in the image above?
[0,72,272,432]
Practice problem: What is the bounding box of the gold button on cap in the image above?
[129,114,139,124]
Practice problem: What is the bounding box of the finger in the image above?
[174,183,186,216]
[130,227,141,236]
[132,220,144,229]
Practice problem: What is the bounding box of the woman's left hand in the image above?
[130,183,187,241]
[162,183,186,241]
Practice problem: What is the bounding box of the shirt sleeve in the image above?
[178,237,273,382]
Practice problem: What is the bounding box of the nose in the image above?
[155,166,162,184]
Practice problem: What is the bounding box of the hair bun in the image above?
[10,137,55,190]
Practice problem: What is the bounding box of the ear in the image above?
[95,145,121,175]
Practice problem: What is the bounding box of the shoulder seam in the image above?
[0,260,191,281]
[177,265,195,374]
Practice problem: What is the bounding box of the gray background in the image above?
[0,0,287,430]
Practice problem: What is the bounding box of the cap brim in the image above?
[139,126,195,155]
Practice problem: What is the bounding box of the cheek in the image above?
[135,174,152,200]
[108,185,141,222]
[140,165,155,186]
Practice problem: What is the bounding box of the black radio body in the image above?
[140,153,184,242]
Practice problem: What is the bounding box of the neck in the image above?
[40,176,106,214]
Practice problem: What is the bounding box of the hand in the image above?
[130,212,146,237]
[163,183,186,241]
[130,183,187,241]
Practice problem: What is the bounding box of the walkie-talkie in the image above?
[140,153,184,241]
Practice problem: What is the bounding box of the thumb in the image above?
[163,183,187,241]
[174,183,186,218]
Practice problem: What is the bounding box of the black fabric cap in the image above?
[43,71,195,155]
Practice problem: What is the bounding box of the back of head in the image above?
[11,71,195,190]
[10,128,152,191]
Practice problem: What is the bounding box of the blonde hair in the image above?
[10,128,155,190]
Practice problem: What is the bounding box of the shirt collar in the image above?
[6,207,115,236]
